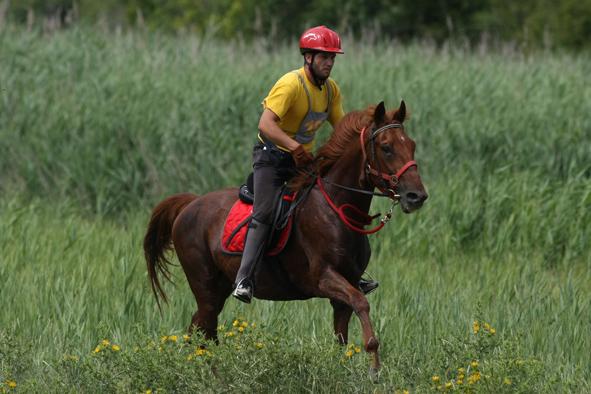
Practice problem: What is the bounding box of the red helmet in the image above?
[299,25,344,54]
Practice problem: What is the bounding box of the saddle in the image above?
[221,173,298,256]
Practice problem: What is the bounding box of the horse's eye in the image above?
[380,144,393,156]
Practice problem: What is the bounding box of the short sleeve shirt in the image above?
[262,67,345,151]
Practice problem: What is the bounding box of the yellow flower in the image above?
[490,328,496,335]
[238,327,245,333]
[251,322,256,328]
[93,346,101,353]
[431,375,440,383]
[468,371,481,384]
[403,391,409,394]
[187,355,194,361]
[145,390,152,394]
[445,382,452,390]
[472,320,480,334]
[345,350,353,357]
[169,335,178,342]
[457,367,465,373]
[101,339,110,346]
[183,335,190,342]
[503,377,512,385]
[232,320,239,327]
[456,379,463,385]
[6,381,17,389]
[225,331,235,337]
[483,322,491,331]
[255,342,264,349]
[241,321,248,328]
[471,360,479,368]
[160,335,168,343]
[111,344,121,352]
[217,325,225,331]
[354,346,361,353]
[458,373,465,380]
[195,348,206,356]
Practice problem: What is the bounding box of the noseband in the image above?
[360,123,417,198]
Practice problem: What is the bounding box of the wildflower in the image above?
[183,335,190,342]
[432,375,440,383]
[472,320,480,334]
[354,346,361,353]
[483,322,491,331]
[217,325,225,331]
[169,335,178,343]
[232,320,239,327]
[111,344,121,352]
[238,327,245,333]
[445,382,452,390]
[160,335,168,343]
[101,339,110,346]
[503,377,512,385]
[241,321,248,328]
[490,328,496,335]
[251,322,256,328]
[458,373,465,380]
[145,390,152,394]
[93,346,102,354]
[457,367,465,373]
[255,342,264,349]
[471,360,479,368]
[345,350,353,358]
[187,355,194,361]
[195,348,206,356]
[456,379,463,385]
[6,381,17,389]
[468,371,481,384]
[225,331,235,337]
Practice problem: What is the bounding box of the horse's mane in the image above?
[289,105,378,192]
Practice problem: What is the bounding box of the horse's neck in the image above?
[323,146,373,213]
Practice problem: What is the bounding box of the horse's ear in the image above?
[374,101,386,125]
[393,100,406,123]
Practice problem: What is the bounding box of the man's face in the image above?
[307,52,337,80]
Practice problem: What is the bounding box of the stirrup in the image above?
[359,278,379,295]
[232,280,253,304]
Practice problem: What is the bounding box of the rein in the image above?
[315,122,418,234]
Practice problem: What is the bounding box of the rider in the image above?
[232,25,378,303]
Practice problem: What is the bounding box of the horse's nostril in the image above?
[406,191,427,204]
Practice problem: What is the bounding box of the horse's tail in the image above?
[143,192,198,309]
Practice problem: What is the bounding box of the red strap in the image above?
[317,177,385,235]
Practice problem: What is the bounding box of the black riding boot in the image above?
[232,218,271,303]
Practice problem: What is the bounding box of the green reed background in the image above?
[0,27,590,392]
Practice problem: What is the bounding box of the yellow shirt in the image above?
[261,67,345,151]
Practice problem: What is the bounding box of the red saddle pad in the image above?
[221,199,293,256]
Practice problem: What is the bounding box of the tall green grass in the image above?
[0,26,590,391]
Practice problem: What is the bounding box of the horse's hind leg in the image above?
[186,270,233,343]
[176,243,232,343]
[330,300,353,345]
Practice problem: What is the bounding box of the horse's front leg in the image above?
[330,300,353,345]
[318,268,380,372]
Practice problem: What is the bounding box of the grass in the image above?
[0,25,590,392]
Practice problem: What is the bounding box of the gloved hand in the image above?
[290,144,314,168]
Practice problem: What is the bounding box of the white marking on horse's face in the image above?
[400,136,406,142]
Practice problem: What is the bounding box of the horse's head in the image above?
[361,101,428,213]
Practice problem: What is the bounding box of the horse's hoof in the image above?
[368,366,380,383]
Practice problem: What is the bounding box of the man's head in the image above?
[299,26,343,84]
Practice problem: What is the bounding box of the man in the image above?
[232,25,378,303]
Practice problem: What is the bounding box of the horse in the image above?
[143,101,427,372]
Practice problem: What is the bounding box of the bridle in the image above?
[315,121,418,234]
[360,123,417,199]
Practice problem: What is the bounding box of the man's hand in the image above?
[290,145,314,168]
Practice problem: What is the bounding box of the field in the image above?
[1,27,590,392]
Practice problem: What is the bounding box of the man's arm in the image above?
[258,108,300,152]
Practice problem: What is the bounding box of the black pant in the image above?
[251,142,296,225]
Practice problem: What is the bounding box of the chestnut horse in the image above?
[144,101,427,371]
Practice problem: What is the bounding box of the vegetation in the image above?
[0,27,589,392]
[5,0,591,50]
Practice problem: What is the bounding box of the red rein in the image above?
[316,126,418,235]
